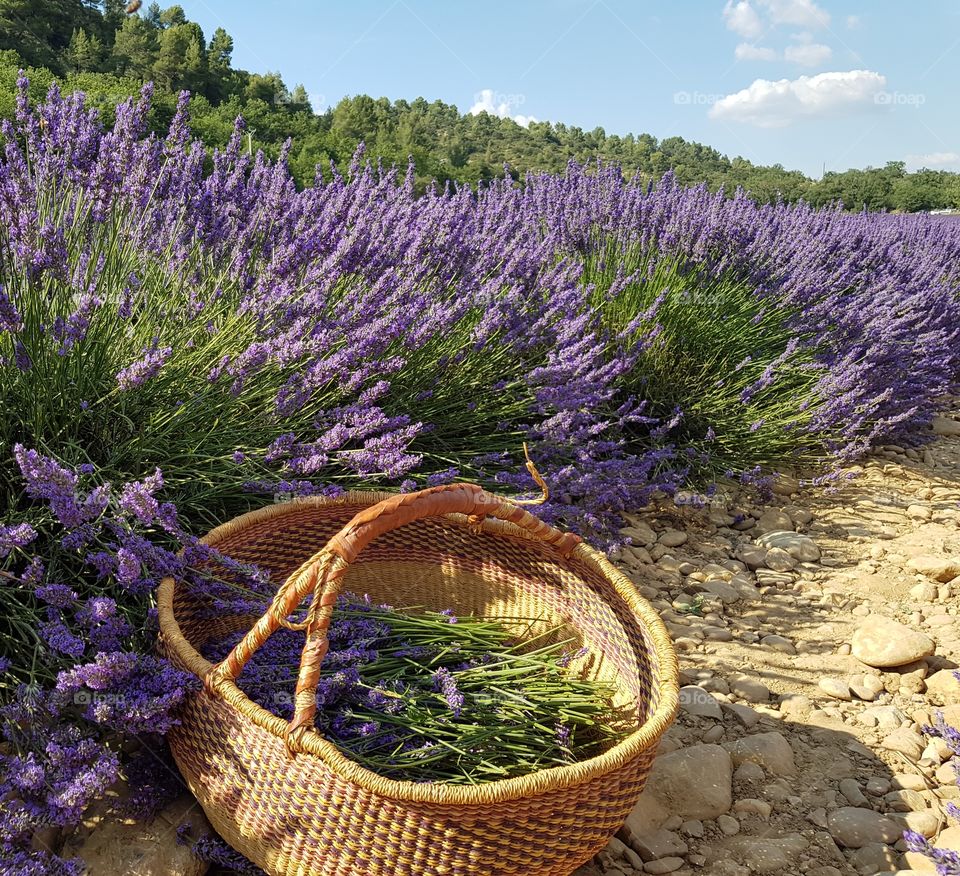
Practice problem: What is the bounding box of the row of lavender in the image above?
[1,79,959,872]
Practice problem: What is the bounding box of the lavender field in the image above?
[2,81,960,872]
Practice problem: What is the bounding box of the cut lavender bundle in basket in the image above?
[200,594,627,785]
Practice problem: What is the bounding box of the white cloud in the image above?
[846,14,861,29]
[784,38,832,66]
[724,1,764,38]
[735,42,779,61]
[709,69,887,127]
[469,89,537,127]
[724,1,833,63]
[906,151,960,169]
[762,0,830,29]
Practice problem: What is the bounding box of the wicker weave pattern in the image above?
[158,490,678,876]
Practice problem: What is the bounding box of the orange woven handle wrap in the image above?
[207,483,582,751]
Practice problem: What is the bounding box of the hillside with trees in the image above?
[2,0,959,210]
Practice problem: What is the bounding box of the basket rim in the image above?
[157,490,679,805]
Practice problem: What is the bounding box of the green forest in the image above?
[3,0,960,210]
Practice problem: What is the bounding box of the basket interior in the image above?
[172,499,666,733]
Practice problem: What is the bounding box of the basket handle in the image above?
[205,481,582,752]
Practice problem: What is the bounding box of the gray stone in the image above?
[850,616,935,667]
[738,546,769,569]
[848,842,899,874]
[729,675,770,702]
[880,728,926,762]
[724,834,809,873]
[756,530,821,562]
[679,820,704,838]
[936,760,958,784]
[733,761,765,785]
[932,415,960,436]
[891,809,940,838]
[839,778,867,806]
[818,677,852,700]
[764,546,797,571]
[679,685,723,720]
[701,579,740,604]
[907,554,960,583]
[622,522,657,546]
[910,581,939,601]
[723,702,761,728]
[659,530,688,548]
[606,836,644,871]
[773,473,801,495]
[760,634,796,654]
[644,858,685,875]
[756,510,794,533]
[723,732,796,776]
[859,705,906,729]
[925,669,960,702]
[848,673,883,701]
[702,724,725,744]
[716,814,740,835]
[732,798,772,819]
[827,807,901,848]
[628,744,733,823]
[886,788,929,814]
[865,777,891,797]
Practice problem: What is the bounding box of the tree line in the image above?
[2,0,959,211]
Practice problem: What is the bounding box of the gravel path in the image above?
[581,408,960,876]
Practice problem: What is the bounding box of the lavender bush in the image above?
[1,76,959,867]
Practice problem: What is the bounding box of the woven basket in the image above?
[158,484,679,876]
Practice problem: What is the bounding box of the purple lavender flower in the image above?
[35,584,78,608]
[116,346,172,390]
[115,548,140,585]
[14,446,83,529]
[904,830,960,875]
[0,288,22,333]
[40,613,85,659]
[55,651,196,735]
[431,667,465,718]
[0,523,37,558]
[118,469,163,524]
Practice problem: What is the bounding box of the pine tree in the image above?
[207,27,233,74]
[290,84,312,113]
[110,13,156,77]
[153,22,204,90]
[158,4,185,27]
[66,27,104,72]
[144,2,162,27]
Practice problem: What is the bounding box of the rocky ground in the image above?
[69,412,960,875]
[576,410,960,876]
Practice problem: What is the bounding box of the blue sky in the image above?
[183,0,960,178]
